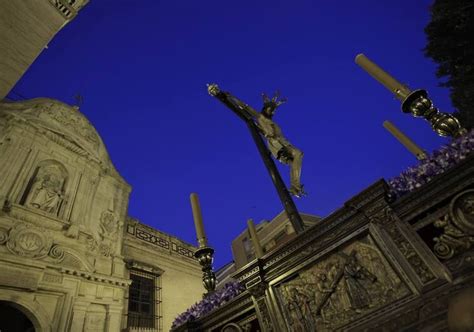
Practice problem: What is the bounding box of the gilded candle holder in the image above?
[355,54,466,139]
[401,89,466,138]
[194,246,216,297]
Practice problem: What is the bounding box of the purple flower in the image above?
[172,281,245,329]
[388,129,474,198]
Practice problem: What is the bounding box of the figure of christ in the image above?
[343,255,377,312]
[208,84,305,197]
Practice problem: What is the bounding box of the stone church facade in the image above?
[0,98,204,332]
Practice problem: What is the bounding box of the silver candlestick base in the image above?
[194,246,216,297]
[401,89,467,138]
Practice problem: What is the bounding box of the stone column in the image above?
[69,302,88,332]
[244,261,277,332]
[106,305,124,332]
[0,138,32,207]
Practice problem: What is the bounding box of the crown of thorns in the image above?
[262,91,287,110]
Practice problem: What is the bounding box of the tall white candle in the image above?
[355,54,411,101]
[383,121,427,160]
[190,193,208,248]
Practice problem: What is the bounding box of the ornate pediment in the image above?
[0,99,126,182]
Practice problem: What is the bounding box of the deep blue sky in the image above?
[11,0,450,269]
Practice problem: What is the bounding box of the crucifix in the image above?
[207,83,305,234]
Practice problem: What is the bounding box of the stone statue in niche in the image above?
[29,173,63,212]
[25,161,67,216]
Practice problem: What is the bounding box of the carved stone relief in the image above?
[275,236,410,331]
[85,210,118,257]
[0,222,70,267]
[100,210,118,238]
[6,223,53,258]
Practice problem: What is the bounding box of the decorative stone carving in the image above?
[246,277,273,332]
[445,250,474,274]
[61,252,84,270]
[450,189,474,234]
[433,189,474,260]
[65,224,80,239]
[276,236,410,331]
[49,244,65,261]
[371,207,436,283]
[221,323,243,332]
[6,223,53,258]
[86,235,98,252]
[42,272,64,284]
[246,281,267,299]
[99,243,112,257]
[237,315,258,332]
[0,99,121,175]
[0,227,8,244]
[39,102,99,145]
[100,211,118,237]
[254,296,273,332]
[81,211,118,257]
[24,160,68,216]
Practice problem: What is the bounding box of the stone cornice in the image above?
[124,258,165,275]
[124,220,199,263]
[47,0,90,20]
[123,237,201,275]
[60,267,131,287]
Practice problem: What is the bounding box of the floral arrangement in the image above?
[388,129,474,197]
[172,281,245,329]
